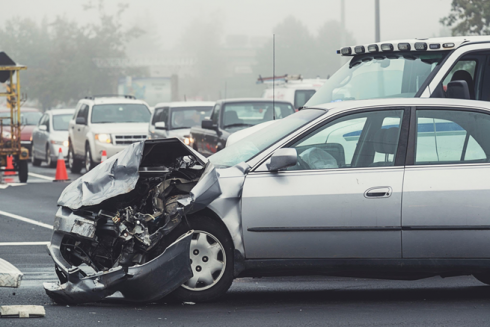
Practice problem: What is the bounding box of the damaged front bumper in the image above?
[44,231,193,305]
[44,138,222,304]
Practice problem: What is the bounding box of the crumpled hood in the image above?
[58,138,220,214]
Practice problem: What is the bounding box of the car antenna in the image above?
[272,34,276,120]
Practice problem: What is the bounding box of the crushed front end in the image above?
[43,138,221,304]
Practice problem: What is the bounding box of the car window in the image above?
[76,105,87,122]
[21,112,42,126]
[441,59,477,99]
[169,106,213,130]
[294,90,316,109]
[288,109,404,170]
[415,110,488,165]
[222,102,295,129]
[52,114,72,131]
[152,107,169,125]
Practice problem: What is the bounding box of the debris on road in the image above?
[0,258,23,288]
[0,305,45,318]
[44,138,222,304]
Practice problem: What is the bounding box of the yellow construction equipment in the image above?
[0,52,28,183]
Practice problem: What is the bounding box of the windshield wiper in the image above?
[223,123,253,129]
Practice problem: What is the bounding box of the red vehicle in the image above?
[0,107,42,153]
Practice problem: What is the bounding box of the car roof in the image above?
[154,101,215,108]
[81,97,149,106]
[306,98,490,114]
[47,109,75,115]
[339,36,490,57]
[217,98,293,104]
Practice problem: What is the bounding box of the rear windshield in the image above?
[169,106,213,129]
[53,114,72,131]
[0,111,42,125]
[222,102,295,129]
[306,51,448,106]
[91,104,151,123]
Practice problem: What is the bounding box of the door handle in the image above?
[364,186,392,198]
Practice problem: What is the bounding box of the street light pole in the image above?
[375,0,380,42]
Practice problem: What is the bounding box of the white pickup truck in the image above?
[306,36,490,107]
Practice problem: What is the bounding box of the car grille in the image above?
[114,134,147,145]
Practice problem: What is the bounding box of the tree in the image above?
[441,0,490,35]
[0,1,142,109]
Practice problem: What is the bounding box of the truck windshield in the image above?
[306,51,448,107]
[91,104,151,123]
[209,109,324,168]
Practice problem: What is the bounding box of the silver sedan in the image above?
[31,109,74,167]
[45,98,490,304]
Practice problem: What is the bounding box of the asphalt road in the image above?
[1,163,490,326]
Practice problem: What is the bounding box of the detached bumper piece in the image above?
[0,258,23,288]
[44,231,192,305]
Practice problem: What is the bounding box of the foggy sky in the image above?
[1,0,453,50]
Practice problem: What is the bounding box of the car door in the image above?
[32,114,47,158]
[241,107,409,259]
[201,104,220,156]
[402,107,490,258]
[73,104,88,155]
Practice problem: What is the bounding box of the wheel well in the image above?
[190,207,234,250]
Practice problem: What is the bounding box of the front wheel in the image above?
[84,145,95,172]
[164,215,234,302]
[46,145,56,168]
[31,152,41,167]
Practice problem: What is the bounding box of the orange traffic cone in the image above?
[54,148,69,182]
[4,155,15,176]
[101,150,107,163]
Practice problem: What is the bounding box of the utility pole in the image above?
[375,0,380,42]
[340,0,346,66]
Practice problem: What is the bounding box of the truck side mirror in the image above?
[39,125,47,131]
[202,119,216,130]
[267,148,297,171]
[155,121,166,130]
[446,80,471,100]
[75,117,86,125]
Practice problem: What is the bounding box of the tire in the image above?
[46,145,56,168]
[163,214,234,302]
[31,152,41,167]
[84,144,96,172]
[18,159,28,183]
[474,274,490,285]
[68,145,82,174]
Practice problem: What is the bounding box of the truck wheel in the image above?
[163,215,234,302]
[68,145,82,174]
[84,145,95,172]
[18,160,28,183]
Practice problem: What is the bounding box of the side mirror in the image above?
[267,148,297,171]
[202,119,216,130]
[446,80,471,100]
[155,121,166,130]
[75,117,86,125]
[39,125,47,131]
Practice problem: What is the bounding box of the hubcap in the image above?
[182,230,226,291]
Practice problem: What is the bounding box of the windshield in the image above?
[209,109,324,168]
[222,102,295,129]
[170,106,213,129]
[91,104,151,123]
[0,111,42,126]
[306,51,448,107]
[53,114,72,131]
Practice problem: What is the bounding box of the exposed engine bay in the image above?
[43,139,221,304]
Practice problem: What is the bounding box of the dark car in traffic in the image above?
[189,98,295,156]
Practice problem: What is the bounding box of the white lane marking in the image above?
[28,172,54,181]
[0,242,49,246]
[0,210,53,230]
